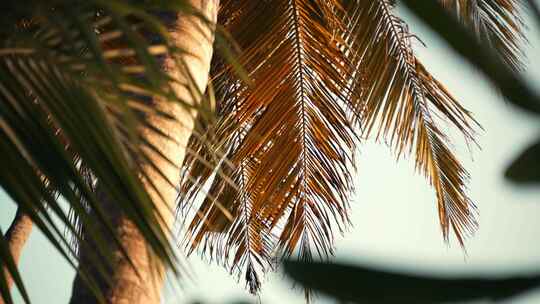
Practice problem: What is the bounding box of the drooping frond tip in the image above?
[345,0,479,244]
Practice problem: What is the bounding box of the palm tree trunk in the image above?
[0,208,33,304]
[69,1,219,303]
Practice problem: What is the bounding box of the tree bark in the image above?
[69,1,219,303]
[0,208,33,304]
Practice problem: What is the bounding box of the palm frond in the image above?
[179,0,358,292]
[0,1,217,301]
[0,225,30,304]
[438,0,527,71]
[345,0,479,244]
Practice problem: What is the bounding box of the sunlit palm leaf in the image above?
[179,0,358,292]
[346,0,479,244]
[179,0,529,296]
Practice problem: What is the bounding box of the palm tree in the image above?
[0,0,526,304]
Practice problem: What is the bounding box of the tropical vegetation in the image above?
[0,0,531,303]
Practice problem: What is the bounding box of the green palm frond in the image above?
[179,0,359,292]
[0,1,217,302]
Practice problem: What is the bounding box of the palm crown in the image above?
[0,0,527,302]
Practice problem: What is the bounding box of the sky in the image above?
[2,3,540,304]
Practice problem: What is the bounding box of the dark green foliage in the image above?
[0,1,201,302]
[284,260,540,303]
[506,139,540,184]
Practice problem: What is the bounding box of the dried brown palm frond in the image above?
[178,0,526,294]
[438,0,527,71]
[179,0,357,292]
[179,61,275,294]
[346,0,479,244]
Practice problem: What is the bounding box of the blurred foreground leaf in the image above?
[402,0,540,116]
[284,260,540,303]
[505,139,540,184]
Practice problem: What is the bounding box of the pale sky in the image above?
[2,3,540,304]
